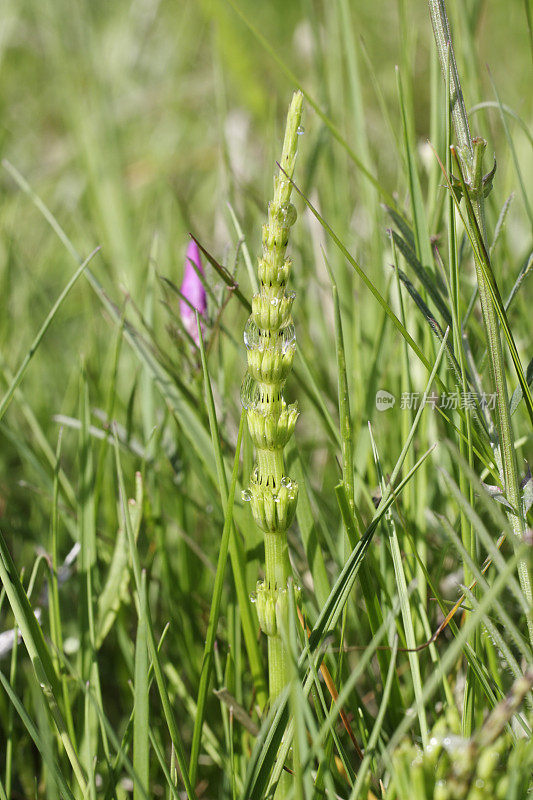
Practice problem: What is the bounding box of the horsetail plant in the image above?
[429,0,533,646]
[240,90,303,791]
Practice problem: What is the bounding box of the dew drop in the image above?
[250,593,257,604]
[244,318,264,351]
[242,489,252,502]
[297,126,305,135]
[281,476,291,487]
[280,322,296,353]
[279,203,297,228]
[270,297,280,306]
[240,372,260,410]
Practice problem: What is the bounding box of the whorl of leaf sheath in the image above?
[241,91,302,620]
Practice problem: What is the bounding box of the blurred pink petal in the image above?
[180,239,207,344]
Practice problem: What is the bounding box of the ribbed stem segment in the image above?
[257,448,285,489]
[265,531,291,591]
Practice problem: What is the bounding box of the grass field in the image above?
[0,0,532,798]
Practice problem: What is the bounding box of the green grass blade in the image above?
[448,147,533,426]
[383,545,529,761]
[224,0,400,209]
[0,670,77,800]
[188,408,262,782]
[0,529,87,792]
[188,319,266,783]
[133,571,150,800]
[0,247,99,423]
[113,442,198,800]
[368,424,428,747]
[349,637,399,798]
[240,687,291,800]
[396,66,433,269]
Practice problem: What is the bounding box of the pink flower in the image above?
[180,239,207,344]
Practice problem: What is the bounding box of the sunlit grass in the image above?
[0,0,531,798]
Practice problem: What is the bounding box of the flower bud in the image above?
[248,470,298,533]
[180,240,207,344]
[252,291,295,330]
[247,400,299,450]
[258,256,292,289]
[246,340,295,383]
[254,581,301,637]
[255,582,278,636]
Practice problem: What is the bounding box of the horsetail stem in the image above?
[241,92,303,729]
[429,0,533,644]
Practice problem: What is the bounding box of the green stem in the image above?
[268,636,289,703]
[429,0,533,647]
[257,449,285,488]
[265,532,291,591]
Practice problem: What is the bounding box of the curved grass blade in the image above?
[0,247,100,423]
[241,686,291,800]
[0,529,87,792]
[391,229,452,327]
[2,160,217,486]
[0,670,77,800]
[383,543,529,762]
[368,424,428,747]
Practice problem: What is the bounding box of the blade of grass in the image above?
[368,423,428,747]
[189,317,267,784]
[113,449,198,800]
[349,636,399,798]
[224,0,400,211]
[2,160,218,486]
[0,529,87,793]
[133,571,150,800]
[0,247,100,423]
[383,541,528,764]
[0,669,77,800]
[396,66,434,270]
